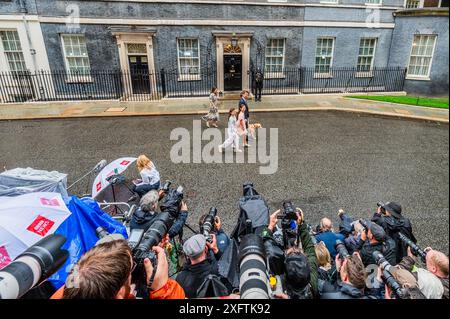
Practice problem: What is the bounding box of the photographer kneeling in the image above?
[57,239,185,299]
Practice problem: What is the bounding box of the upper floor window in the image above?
[265,38,285,78]
[177,38,200,80]
[357,38,377,73]
[315,37,334,76]
[0,30,27,72]
[61,35,91,76]
[407,34,437,78]
[366,0,382,4]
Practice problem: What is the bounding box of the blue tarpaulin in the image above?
[48,196,128,289]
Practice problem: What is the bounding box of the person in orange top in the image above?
[50,239,184,299]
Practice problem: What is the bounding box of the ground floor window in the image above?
[357,38,377,74]
[0,30,27,72]
[265,38,285,78]
[61,34,91,76]
[177,38,200,80]
[407,34,437,78]
[315,37,334,76]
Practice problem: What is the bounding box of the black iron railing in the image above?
[0,67,406,104]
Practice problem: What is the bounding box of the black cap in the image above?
[367,221,386,242]
[382,202,402,219]
[285,254,311,292]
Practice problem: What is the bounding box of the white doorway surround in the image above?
[110,26,157,98]
[212,31,253,92]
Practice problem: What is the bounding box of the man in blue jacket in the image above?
[315,217,345,259]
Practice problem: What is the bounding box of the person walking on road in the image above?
[218,108,242,153]
[202,87,220,128]
[238,90,251,147]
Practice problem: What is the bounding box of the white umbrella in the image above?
[91,157,137,199]
[0,192,72,269]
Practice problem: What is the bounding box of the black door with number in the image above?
[129,56,150,94]
[224,55,242,91]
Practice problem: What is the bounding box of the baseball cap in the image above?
[367,221,386,242]
[183,234,207,258]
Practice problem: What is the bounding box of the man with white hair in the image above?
[315,217,345,259]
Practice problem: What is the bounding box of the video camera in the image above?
[201,207,218,243]
[0,234,68,299]
[398,233,427,263]
[373,251,405,299]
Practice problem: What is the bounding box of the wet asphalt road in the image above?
[0,111,448,253]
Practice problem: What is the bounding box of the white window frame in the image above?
[356,38,377,77]
[320,0,339,4]
[314,37,335,78]
[406,34,437,80]
[0,29,27,72]
[265,38,286,79]
[404,0,424,8]
[176,38,201,81]
[365,0,382,6]
[60,34,92,82]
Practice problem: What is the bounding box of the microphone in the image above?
[93,159,107,173]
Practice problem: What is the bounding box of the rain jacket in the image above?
[355,237,397,267]
[319,280,366,299]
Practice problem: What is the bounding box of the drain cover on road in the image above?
[105,107,126,112]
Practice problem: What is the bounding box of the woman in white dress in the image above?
[218,108,242,153]
[202,87,220,128]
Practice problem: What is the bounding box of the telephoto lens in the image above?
[95,227,125,245]
[398,233,427,263]
[372,251,405,299]
[0,234,68,299]
[358,219,369,233]
[238,234,270,299]
[202,207,218,243]
[335,240,350,259]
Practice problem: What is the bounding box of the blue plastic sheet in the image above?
[48,196,128,289]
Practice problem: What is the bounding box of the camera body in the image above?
[377,202,386,214]
[335,239,350,259]
[358,219,369,233]
[277,201,298,222]
[398,233,427,263]
[202,207,218,243]
[373,251,405,299]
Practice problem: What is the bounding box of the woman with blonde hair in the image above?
[315,241,337,283]
[131,154,161,198]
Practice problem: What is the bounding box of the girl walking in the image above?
[236,103,248,149]
[202,87,220,128]
[218,108,242,153]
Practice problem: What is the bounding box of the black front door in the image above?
[128,55,150,94]
[224,55,242,91]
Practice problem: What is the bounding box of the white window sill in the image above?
[355,72,374,78]
[314,73,333,79]
[320,1,339,3]
[405,76,431,81]
[365,3,382,6]
[265,73,286,79]
[65,76,93,83]
[177,75,201,81]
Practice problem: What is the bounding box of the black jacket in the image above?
[319,281,366,299]
[356,237,397,266]
[130,209,188,239]
[175,252,219,298]
[371,213,416,264]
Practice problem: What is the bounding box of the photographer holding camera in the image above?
[355,220,397,267]
[58,239,185,299]
[265,206,319,299]
[130,190,189,240]
[198,211,230,259]
[319,241,367,299]
[371,201,416,264]
[175,233,226,298]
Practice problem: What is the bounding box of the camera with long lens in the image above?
[398,233,427,263]
[0,234,68,299]
[335,239,350,260]
[358,219,369,233]
[201,207,218,243]
[377,202,386,214]
[277,201,298,221]
[238,234,270,299]
[373,251,405,299]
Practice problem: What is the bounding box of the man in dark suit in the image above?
[238,90,250,147]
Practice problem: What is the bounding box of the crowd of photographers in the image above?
[9,182,446,300]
